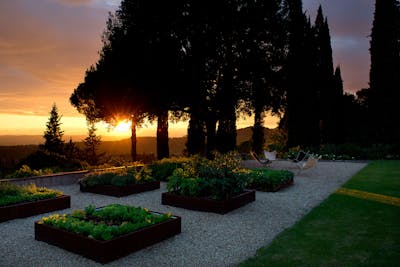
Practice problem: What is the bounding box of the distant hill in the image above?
[0,127,277,170]
[95,126,277,157]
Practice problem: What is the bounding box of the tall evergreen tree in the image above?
[313,5,339,144]
[369,0,400,143]
[42,103,64,153]
[84,122,102,165]
[284,0,320,148]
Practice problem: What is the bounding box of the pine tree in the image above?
[84,122,102,165]
[42,103,64,153]
[369,0,400,143]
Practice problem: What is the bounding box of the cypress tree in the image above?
[369,0,400,143]
[285,0,320,148]
[313,5,338,144]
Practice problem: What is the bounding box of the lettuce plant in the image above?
[79,165,153,187]
[39,204,172,241]
[0,182,63,207]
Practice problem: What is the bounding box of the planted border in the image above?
[80,180,160,197]
[35,210,181,263]
[247,178,294,192]
[162,190,255,214]
[0,195,70,222]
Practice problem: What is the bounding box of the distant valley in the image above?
[0,127,277,170]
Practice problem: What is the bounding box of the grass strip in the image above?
[240,161,400,267]
[343,160,400,198]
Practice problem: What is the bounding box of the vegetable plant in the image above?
[0,182,63,207]
[79,165,154,188]
[166,152,248,200]
[246,169,294,191]
[39,204,172,241]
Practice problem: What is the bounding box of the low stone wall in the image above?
[0,170,89,187]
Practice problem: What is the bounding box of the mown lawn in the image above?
[241,160,400,267]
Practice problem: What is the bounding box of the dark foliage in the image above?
[369,0,400,144]
[41,104,64,154]
[18,150,85,171]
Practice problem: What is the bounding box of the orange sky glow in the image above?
[0,0,374,140]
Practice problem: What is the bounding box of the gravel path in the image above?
[0,161,367,267]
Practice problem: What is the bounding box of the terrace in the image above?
[0,161,370,266]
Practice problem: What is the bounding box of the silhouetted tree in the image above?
[369,0,400,143]
[84,122,102,165]
[41,103,64,153]
[284,0,320,148]
[238,0,287,154]
[313,6,342,144]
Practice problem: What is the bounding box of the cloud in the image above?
[47,0,93,6]
[0,0,120,116]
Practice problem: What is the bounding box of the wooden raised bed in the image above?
[80,180,160,197]
[35,212,181,263]
[161,190,256,214]
[247,178,294,192]
[0,195,70,223]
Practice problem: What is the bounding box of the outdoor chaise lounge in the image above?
[250,150,272,166]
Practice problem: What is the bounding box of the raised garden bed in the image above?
[79,165,159,197]
[80,180,160,197]
[247,177,294,192]
[245,169,295,192]
[35,205,181,263]
[0,195,70,223]
[162,190,255,214]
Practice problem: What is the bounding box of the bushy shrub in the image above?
[18,150,87,172]
[166,152,247,200]
[0,182,63,207]
[246,169,294,191]
[6,165,54,179]
[79,165,153,187]
[149,157,191,181]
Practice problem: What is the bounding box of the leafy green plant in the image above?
[149,157,191,181]
[0,182,63,207]
[166,152,248,200]
[39,204,172,241]
[79,165,153,187]
[246,169,294,191]
[6,165,54,179]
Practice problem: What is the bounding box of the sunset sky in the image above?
[0,0,374,139]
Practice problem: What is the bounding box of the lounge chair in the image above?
[263,150,277,161]
[292,150,310,163]
[250,150,272,166]
[295,154,322,174]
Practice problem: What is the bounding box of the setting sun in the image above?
[113,121,131,134]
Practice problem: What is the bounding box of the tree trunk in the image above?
[157,110,169,160]
[205,114,217,159]
[187,111,205,156]
[130,116,137,162]
[252,107,265,155]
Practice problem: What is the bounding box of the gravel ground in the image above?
[0,161,367,267]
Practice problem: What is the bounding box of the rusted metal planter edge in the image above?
[35,212,181,263]
[0,195,70,223]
